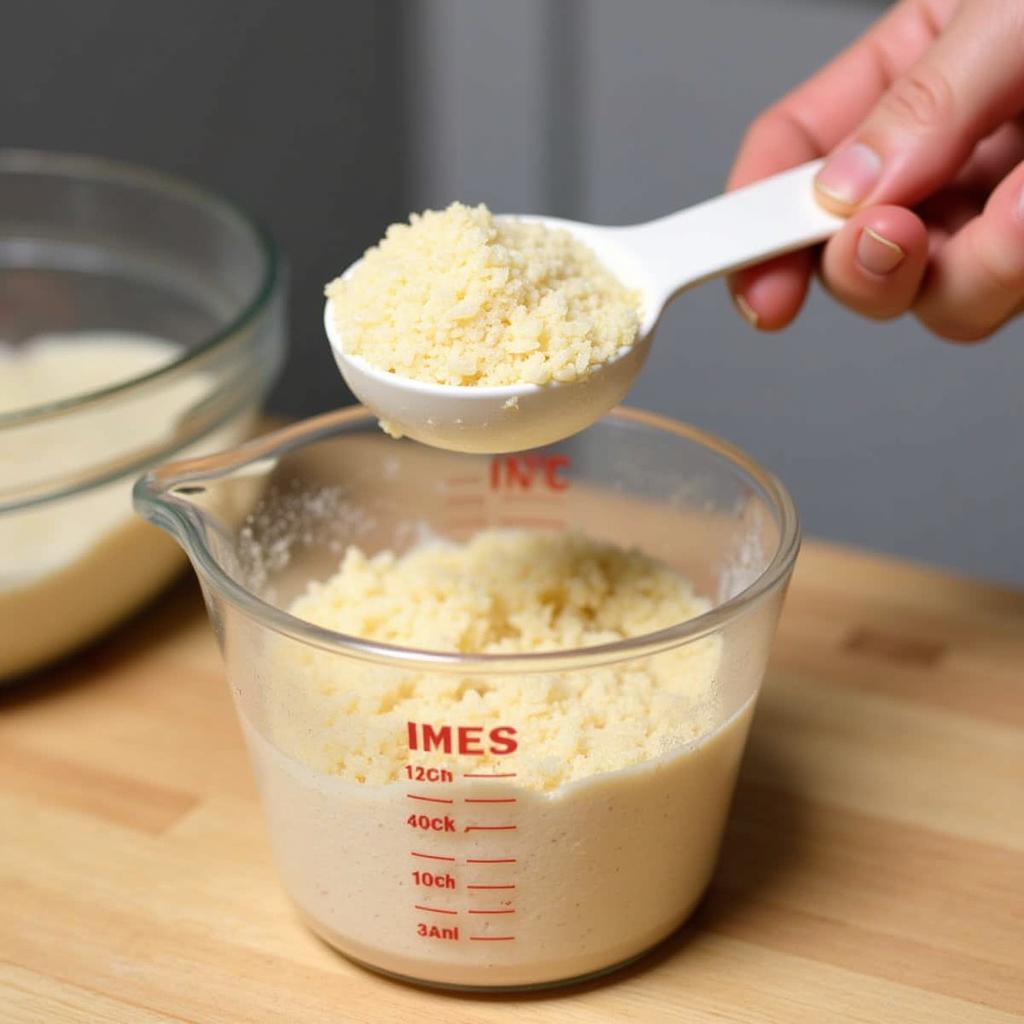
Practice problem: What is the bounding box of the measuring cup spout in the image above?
[133,454,219,557]
[132,434,276,578]
[132,431,288,650]
[132,468,204,557]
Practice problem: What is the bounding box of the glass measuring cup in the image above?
[133,406,799,991]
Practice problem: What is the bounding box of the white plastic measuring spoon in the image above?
[325,159,844,454]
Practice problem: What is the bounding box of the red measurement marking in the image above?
[414,904,458,915]
[463,772,517,779]
[408,722,518,757]
[470,936,515,942]
[406,794,455,805]
[490,454,570,491]
[465,825,516,832]
[466,857,516,864]
[464,798,517,804]
[503,492,565,503]
[444,475,481,487]
[404,765,454,783]
[467,884,516,890]
[410,852,456,862]
[498,515,567,530]
[468,909,515,915]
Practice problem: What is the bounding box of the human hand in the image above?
[728,0,1024,341]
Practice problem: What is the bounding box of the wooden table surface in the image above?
[2,539,1022,1023]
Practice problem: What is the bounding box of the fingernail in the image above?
[1016,183,1024,223]
[732,292,759,327]
[857,227,905,275]
[816,143,882,206]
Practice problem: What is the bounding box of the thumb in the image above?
[813,0,1024,212]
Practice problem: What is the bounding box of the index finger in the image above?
[729,0,949,189]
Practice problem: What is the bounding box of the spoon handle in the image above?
[622,159,845,304]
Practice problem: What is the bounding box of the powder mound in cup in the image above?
[271,528,720,791]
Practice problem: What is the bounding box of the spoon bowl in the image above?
[327,313,654,454]
[326,160,843,452]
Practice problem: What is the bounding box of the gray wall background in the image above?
[3,0,1021,585]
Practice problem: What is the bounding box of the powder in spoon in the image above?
[325,203,641,387]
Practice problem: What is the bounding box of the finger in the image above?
[815,1,1024,213]
[729,0,950,190]
[917,187,984,256]
[818,205,929,320]
[914,159,1024,341]
[725,0,949,328]
[726,103,819,328]
[727,104,823,327]
[727,252,814,332]
[953,118,1024,195]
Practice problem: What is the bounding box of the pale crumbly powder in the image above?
[325,203,641,387]
[271,529,719,791]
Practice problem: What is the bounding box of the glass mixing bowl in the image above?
[134,406,799,991]
[0,150,285,679]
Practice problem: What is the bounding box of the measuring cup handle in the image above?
[622,159,846,306]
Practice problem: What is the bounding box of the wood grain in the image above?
[1,540,1022,1023]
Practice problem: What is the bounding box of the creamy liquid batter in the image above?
[0,333,250,678]
[242,699,752,988]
